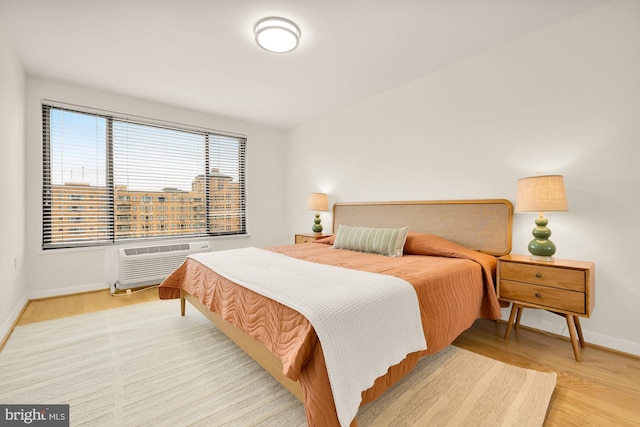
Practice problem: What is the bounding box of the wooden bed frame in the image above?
[179,199,513,403]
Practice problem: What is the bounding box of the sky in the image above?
[49,108,241,192]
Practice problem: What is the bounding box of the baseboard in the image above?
[0,294,29,350]
[583,329,640,358]
[27,282,108,300]
[522,316,640,358]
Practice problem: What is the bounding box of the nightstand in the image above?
[294,233,331,244]
[497,254,595,361]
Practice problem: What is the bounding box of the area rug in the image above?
[0,300,556,426]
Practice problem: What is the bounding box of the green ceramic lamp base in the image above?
[311,213,323,234]
[527,214,556,262]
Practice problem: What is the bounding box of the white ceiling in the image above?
[0,0,609,130]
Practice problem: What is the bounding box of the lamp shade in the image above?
[515,175,568,213]
[307,193,328,211]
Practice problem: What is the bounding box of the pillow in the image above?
[404,232,497,276]
[314,235,335,244]
[332,225,408,257]
[404,232,466,256]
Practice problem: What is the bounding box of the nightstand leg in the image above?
[574,316,585,347]
[504,304,519,340]
[566,315,582,362]
[514,306,523,330]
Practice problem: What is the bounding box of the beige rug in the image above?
[0,300,556,426]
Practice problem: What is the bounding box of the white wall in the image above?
[23,77,289,297]
[0,24,27,340]
[285,0,640,356]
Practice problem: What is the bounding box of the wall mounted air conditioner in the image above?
[115,241,211,291]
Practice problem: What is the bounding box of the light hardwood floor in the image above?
[15,287,160,325]
[7,289,640,426]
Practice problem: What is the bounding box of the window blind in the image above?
[42,103,247,249]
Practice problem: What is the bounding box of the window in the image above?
[42,103,247,249]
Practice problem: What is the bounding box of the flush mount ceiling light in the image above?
[254,17,300,53]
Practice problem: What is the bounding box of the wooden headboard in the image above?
[332,199,513,256]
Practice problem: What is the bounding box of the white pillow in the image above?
[333,225,408,257]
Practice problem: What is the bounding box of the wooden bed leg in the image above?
[180,289,186,316]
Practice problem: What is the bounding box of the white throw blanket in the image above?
[189,247,426,427]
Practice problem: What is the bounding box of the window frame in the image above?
[42,102,247,250]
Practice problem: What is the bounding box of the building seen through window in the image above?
[48,169,241,243]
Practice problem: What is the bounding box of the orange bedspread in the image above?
[159,233,502,426]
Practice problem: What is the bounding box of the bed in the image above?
[159,199,513,426]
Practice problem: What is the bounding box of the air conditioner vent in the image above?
[122,243,191,256]
[116,241,211,290]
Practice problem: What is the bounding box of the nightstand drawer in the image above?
[500,262,585,292]
[500,279,586,313]
[295,233,331,244]
[296,235,317,243]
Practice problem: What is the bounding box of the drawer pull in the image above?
[535,273,542,278]
[535,292,542,298]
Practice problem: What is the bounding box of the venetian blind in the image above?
[42,103,247,249]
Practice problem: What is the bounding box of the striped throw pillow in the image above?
[333,225,408,257]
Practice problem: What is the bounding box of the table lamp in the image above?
[307,193,328,234]
[515,175,569,261]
